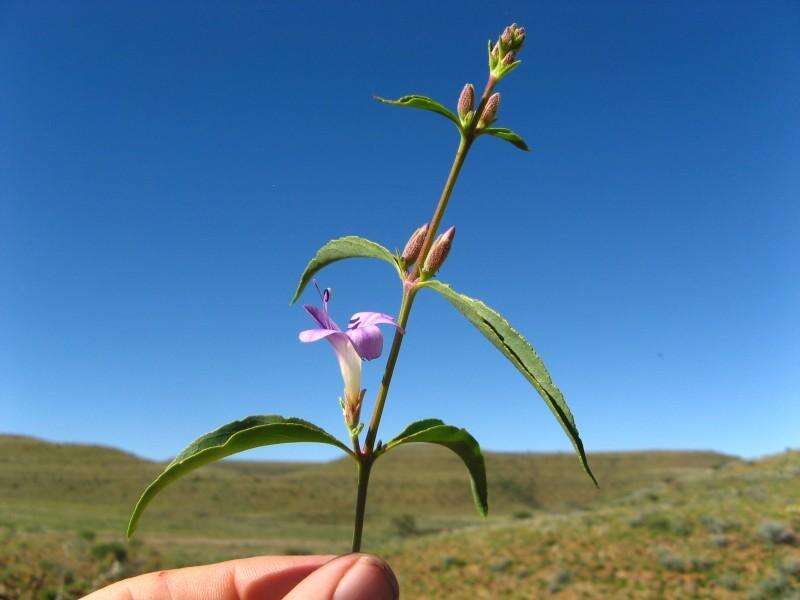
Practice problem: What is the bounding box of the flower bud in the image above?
[501,27,513,49]
[343,389,365,430]
[457,83,474,121]
[512,26,526,50]
[478,93,500,128]
[422,226,455,275]
[489,24,526,79]
[401,223,429,265]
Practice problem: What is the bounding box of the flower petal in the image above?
[327,332,362,404]
[348,311,400,331]
[345,325,384,360]
[298,328,340,343]
[304,304,340,331]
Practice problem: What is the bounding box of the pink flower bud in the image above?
[479,93,500,127]
[457,83,474,120]
[423,226,455,275]
[502,52,516,66]
[401,223,429,265]
[343,389,365,430]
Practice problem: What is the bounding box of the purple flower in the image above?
[299,282,400,408]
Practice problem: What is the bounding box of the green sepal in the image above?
[127,415,353,537]
[374,94,462,130]
[290,236,403,305]
[377,418,488,517]
[420,280,597,486]
[481,127,530,151]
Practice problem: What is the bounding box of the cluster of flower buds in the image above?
[401,222,429,268]
[477,92,500,129]
[422,226,455,277]
[457,83,475,127]
[488,23,525,80]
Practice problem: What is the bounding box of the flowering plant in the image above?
[126,23,595,553]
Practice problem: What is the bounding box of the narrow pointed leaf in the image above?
[127,416,353,537]
[421,280,596,485]
[482,127,529,151]
[378,418,488,516]
[290,236,403,304]
[374,94,461,129]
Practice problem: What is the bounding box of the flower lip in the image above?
[299,280,401,361]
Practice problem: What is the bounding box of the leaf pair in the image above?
[292,237,596,484]
[127,415,487,536]
[128,232,596,537]
[375,94,529,151]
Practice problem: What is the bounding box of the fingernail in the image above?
[333,555,399,600]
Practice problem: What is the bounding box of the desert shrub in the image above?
[439,556,466,571]
[657,548,713,573]
[628,513,645,527]
[77,530,96,542]
[641,514,672,533]
[701,515,739,533]
[282,547,312,555]
[747,572,791,599]
[658,549,687,573]
[780,556,800,577]
[489,559,514,573]
[759,521,797,545]
[513,510,533,520]
[391,514,418,538]
[718,571,740,591]
[547,569,573,594]
[690,556,715,571]
[671,518,694,537]
[632,513,692,536]
[90,542,128,562]
[710,534,729,548]
[516,568,532,580]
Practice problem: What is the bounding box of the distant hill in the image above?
[0,433,734,540]
[6,434,799,598]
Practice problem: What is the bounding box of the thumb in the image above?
[284,553,399,600]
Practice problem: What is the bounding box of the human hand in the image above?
[84,553,399,599]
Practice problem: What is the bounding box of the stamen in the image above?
[313,279,324,300]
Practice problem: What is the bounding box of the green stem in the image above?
[351,75,498,548]
[363,133,472,451]
[351,458,372,552]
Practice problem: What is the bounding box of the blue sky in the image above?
[2,1,798,463]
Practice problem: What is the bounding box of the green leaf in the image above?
[482,127,529,151]
[127,416,353,537]
[378,418,488,516]
[290,236,403,305]
[374,94,462,129]
[421,280,597,485]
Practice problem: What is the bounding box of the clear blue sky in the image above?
[2,1,798,463]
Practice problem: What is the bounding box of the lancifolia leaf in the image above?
[421,280,597,485]
[374,94,462,129]
[481,127,529,151]
[290,236,403,305]
[378,419,488,517]
[127,416,353,537]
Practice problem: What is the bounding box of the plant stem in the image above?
[351,457,372,552]
[352,75,499,548]
[362,286,414,451]
[363,134,471,451]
